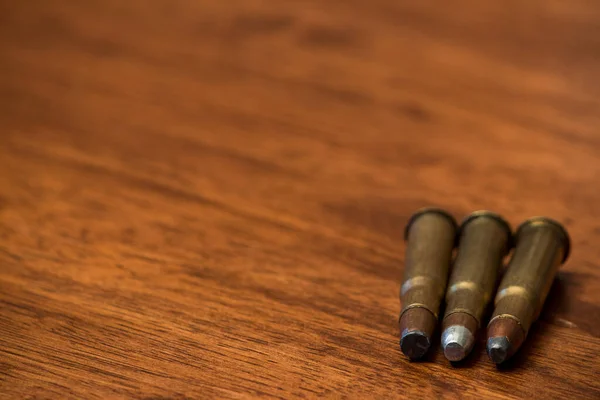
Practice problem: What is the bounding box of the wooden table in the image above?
[1,1,599,398]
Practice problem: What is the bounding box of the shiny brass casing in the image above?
[401,208,458,321]
[489,217,570,335]
[444,211,513,326]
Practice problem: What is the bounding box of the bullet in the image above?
[441,211,512,362]
[486,217,570,364]
[400,208,457,360]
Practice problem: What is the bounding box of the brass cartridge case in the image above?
[399,208,457,359]
[441,211,512,361]
[487,217,570,363]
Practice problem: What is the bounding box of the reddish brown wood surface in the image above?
[1,1,599,398]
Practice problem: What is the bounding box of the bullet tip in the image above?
[487,336,511,364]
[486,316,525,364]
[441,312,478,362]
[441,325,474,362]
[400,330,431,360]
[399,307,436,360]
[444,342,467,362]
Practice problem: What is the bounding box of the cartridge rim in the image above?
[404,207,458,242]
[459,210,514,249]
[515,217,571,263]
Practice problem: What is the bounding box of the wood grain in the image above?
[1,0,599,398]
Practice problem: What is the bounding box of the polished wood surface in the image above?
[1,1,599,398]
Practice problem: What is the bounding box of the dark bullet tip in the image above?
[400,330,431,360]
[487,336,511,364]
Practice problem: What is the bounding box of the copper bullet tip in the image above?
[486,317,526,364]
[399,307,436,360]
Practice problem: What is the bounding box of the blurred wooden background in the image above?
[1,0,599,398]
